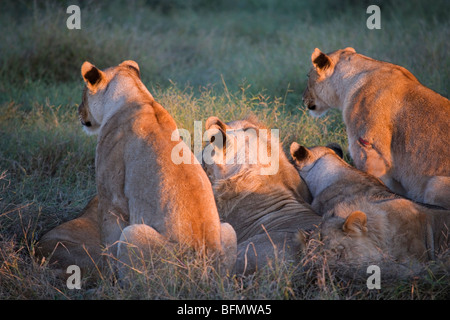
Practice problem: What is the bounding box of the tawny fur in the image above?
[203,116,321,274]
[303,47,450,209]
[290,143,450,265]
[37,196,102,276]
[38,60,237,277]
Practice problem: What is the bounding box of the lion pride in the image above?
[38,60,237,276]
[302,47,450,209]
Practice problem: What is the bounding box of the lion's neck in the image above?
[213,173,319,241]
[301,156,349,199]
[365,202,449,262]
[304,156,393,215]
[99,78,155,132]
[384,210,436,261]
[330,62,376,113]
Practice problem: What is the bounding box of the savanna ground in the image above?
[0,0,449,300]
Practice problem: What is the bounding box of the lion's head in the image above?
[202,116,281,180]
[302,47,356,117]
[202,116,312,208]
[315,210,384,265]
[289,142,344,174]
[78,60,147,135]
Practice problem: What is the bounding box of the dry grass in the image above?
[0,0,449,300]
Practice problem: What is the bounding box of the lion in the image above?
[290,142,450,265]
[202,116,321,275]
[36,196,102,276]
[302,47,450,209]
[38,60,237,277]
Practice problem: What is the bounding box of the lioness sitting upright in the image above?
[202,116,322,275]
[303,47,450,209]
[78,60,236,274]
[290,142,450,265]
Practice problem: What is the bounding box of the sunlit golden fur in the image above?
[39,61,237,276]
[303,47,450,209]
[203,116,321,274]
[290,143,450,265]
[37,196,101,276]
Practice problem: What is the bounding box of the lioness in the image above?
[40,60,237,276]
[202,116,321,274]
[302,47,450,209]
[290,143,450,265]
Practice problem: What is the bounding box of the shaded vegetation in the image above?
[0,0,448,300]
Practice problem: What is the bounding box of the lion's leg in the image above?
[350,142,406,194]
[379,174,407,196]
[117,223,237,278]
[423,176,450,210]
[36,196,102,275]
[99,204,128,259]
[116,224,169,280]
[218,222,237,275]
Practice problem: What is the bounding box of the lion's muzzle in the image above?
[78,102,92,127]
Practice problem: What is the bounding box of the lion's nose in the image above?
[80,117,92,127]
[307,104,316,110]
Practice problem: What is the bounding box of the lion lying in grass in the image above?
[290,142,450,266]
[37,196,102,275]
[202,116,321,274]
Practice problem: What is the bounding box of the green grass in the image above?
[0,0,449,300]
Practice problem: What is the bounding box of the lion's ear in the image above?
[120,60,141,78]
[290,142,311,162]
[344,47,356,53]
[205,116,228,146]
[81,61,104,88]
[205,116,228,131]
[311,48,334,75]
[326,143,344,159]
[343,211,368,235]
